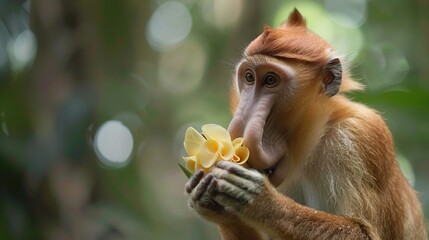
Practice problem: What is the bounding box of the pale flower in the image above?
[183,124,250,174]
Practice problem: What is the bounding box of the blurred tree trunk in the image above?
[28,0,101,238]
[26,0,153,238]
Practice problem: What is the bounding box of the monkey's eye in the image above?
[263,73,278,87]
[244,71,255,84]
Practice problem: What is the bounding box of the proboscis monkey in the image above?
[184,9,427,240]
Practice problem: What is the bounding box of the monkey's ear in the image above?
[323,58,342,97]
[280,8,307,28]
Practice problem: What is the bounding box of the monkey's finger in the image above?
[185,170,204,193]
[206,177,217,196]
[191,173,213,202]
[212,192,246,213]
[216,161,264,184]
[211,167,261,195]
[212,178,253,204]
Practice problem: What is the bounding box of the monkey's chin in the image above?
[260,160,282,186]
[268,169,283,187]
[264,157,288,187]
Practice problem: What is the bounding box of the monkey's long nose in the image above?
[228,96,248,139]
[228,114,245,140]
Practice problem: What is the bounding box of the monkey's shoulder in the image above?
[337,102,395,155]
[330,99,393,143]
[325,102,400,187]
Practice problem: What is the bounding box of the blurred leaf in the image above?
[178,163,192,179]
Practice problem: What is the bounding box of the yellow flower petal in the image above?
[197,139,221,168]
[201,124,231,142]
[183,156,197,174]
[232,137,244,149]
[184,127,206,156]
[181,124,251,177]
[220,141,235,160]
[195,163,209,174]
[233,146,250,164]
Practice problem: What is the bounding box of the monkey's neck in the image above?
[328,95,367,126]
[285,95,359,171]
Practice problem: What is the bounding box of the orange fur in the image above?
[218,9,427,240]
[245,8,328,64]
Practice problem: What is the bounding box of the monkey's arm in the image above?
[217,222,264,240]
[185,170,264,240]
[210,161,379,240]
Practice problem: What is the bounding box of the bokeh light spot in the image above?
[94,120,134,168]
[273,2,363,60]
[361,44,409,91]
[397,153,415,187]
[146,1,192,51]
[324,0,367,28]
[158,38,206,95]
[200,0,243,29]
[7,29,37,71]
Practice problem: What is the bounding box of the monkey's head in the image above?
[228,9,363,187]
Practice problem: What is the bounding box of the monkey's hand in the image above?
[185,169,239,224]
[209,161,277,220]
[185,169,265,239]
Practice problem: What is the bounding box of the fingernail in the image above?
[185,184,192,193]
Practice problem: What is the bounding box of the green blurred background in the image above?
[0,0,428,239]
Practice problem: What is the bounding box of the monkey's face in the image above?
[228,55,298,187]
[228,14,343,187]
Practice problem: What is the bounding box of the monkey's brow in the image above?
[242,53,281,67]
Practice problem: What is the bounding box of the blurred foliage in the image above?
[0,0,428,239]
